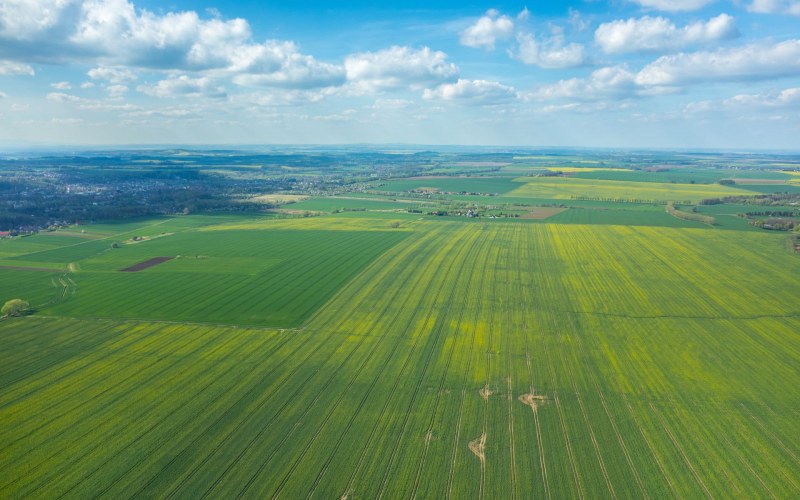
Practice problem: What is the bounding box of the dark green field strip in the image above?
[41,229,409,327]
[544,207,709,228]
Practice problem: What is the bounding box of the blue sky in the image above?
[0,0,799,148]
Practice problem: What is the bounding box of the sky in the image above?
[0,0,799,149]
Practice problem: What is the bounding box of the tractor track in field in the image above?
[714,412,776,498]
[344,230,476,499]
[621,394,679,496]
[648,401,714,499]
[335,227,476,500]
[524,229,564,500]
[408,229,487,499]
[514,227,554,500]
[444,227,493,500]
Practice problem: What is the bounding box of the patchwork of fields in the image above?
[1,213,799,497]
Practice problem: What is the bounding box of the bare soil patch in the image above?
[519,392,548,412]
[479,384,493,401]
[0,265,64,272]
[119,256,174,272]
[469,432,487,462]
[520,207,568,220]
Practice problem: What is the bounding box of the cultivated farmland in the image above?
[1,206,799,498]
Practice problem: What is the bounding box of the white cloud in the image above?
[51,81,72,89]
[536,65,639,100]
[595,14,738,54]
[516,29,585,69]
[345,46,458,92]
[370,98,413,110]
[459,9,514,50]
[88,66,137,83]
[636,39,800,86]
[106,84,128,97]
[80,81,95,88]
[423,79,518,104]
[627,0,715,11]
[0,0,343,91]
[0,91,6,98]
[47,91,84,103]
[724,87,800,107]
[230,41,345,89]
[0,60,34,76]
[137,75,226,98]
[748,0,800,15]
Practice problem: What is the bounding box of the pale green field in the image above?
[1,212,798,498]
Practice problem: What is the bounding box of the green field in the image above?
[2,169,799,498]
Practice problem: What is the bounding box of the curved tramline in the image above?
[194,229,455,498]
[371,230,481,499]
[332,226,481,500]
[266,226,475,499]
[444,225,494,500]
[408,228,491,499]
[526,227,583,499]
[515,226,552,500]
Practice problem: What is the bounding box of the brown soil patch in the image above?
[0,265,64,272]
[479,384,493,401]
[519,393,548,412]
[520,207,568,220]
[119,256,174,272]
[469,432,487,462]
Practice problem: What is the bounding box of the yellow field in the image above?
[508,177,753,203]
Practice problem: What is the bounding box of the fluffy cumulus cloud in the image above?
[0,60,34,75]
[595,14,738,54]
[345,46,458,92]
[748,0,800,15]
[88,66,137,83]
[515,29,585,69]
[636,39,800,85]
[459,9,514,50]
[230,41,345,89]
[723,87,800,107]
[423,79,518,104]
[0,0,342,90]
[137,75,226,98]
[536,65,639,100]
[51,81,72,89]
[627,0,715,11]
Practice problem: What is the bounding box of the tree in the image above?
[2,299,30,317]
